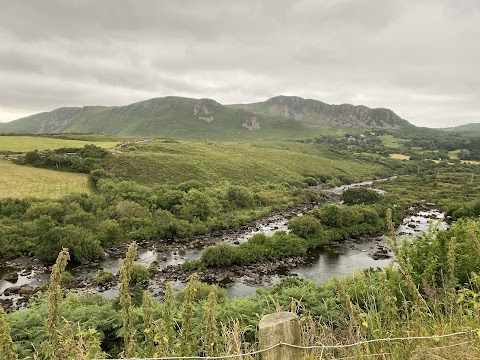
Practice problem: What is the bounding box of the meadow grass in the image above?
[448,149,461,159]
[0,160,89,198]
[0,135,119,152]
[107,140,386,186]
[389,153,410,160]
[377,170,480,207]
[379,134,404,148]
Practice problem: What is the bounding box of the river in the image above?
[0,178,448,308]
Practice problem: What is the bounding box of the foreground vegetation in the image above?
[2,214,480,359]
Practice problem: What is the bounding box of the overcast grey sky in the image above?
[1,0,479,127]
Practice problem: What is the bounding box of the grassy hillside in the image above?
[0,160,89,198]
[0,96,414,140]
[0,97,311,139]
[107,140,387,187]
[0,135,119,152]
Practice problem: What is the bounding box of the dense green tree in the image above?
[64,210,97,230]
[178,189,215,222]
[340,187,383,205]
[313,204,344,228]
[36,225,104,264]
[157,189,185,212]
[25,202,66,222]
[96,219,123,246]
[114,200,151,219]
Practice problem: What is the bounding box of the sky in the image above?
[0,0,479,128]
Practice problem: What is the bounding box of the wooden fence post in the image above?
[259,312,302,360]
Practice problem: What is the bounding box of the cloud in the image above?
[0,0,479,127]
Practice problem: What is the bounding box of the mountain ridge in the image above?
[0,95,412,138]
[442,123,480,132]
[230,95,410,129]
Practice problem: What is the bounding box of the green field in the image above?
[0,136,119,152]
[107,140,387,186]
[0,160,89,198]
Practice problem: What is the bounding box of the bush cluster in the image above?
[199,231,307,268]
[0,177,316,264]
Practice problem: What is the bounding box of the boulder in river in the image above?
[371,248,391,260]
[3,284,39,296]
[3,286,22,295]
[3,271,19,283]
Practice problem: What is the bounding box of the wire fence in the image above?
[328,340,475,360]
[91,328,480,360]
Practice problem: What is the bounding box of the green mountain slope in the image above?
[444,123,480,132]
[0,95,413,139]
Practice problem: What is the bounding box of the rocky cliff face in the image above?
[194,98,221,122]
[242,115,260,130]
[240,95,408,129]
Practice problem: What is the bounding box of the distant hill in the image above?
[0,95,412,138]
[443,123,480,132]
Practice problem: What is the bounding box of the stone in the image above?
[3,271,19,283]
[18,285,39,296]
[3,286,22,295]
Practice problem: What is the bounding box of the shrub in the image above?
[64,210,97,230]
[176,180,205,192]
[97,219,123,246]
[247,233,268,245]
[176,281,227,304]
[147,262,158,274]
[157,190,185,212]
[269,231,308,258]
[313,204,344,228]
[341,187,383,205]
[288,215,323,240]
[88,169,111,190]
[225,186,254,209]
[36,225,104,264]
[130,264,149,286]
[95,270,115,285]
[303,176,319,186]
[60,271,75,285]
[178,189,215,222]
[201,244,239,267]
[25,201,66,222]
[181,259,205,272]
